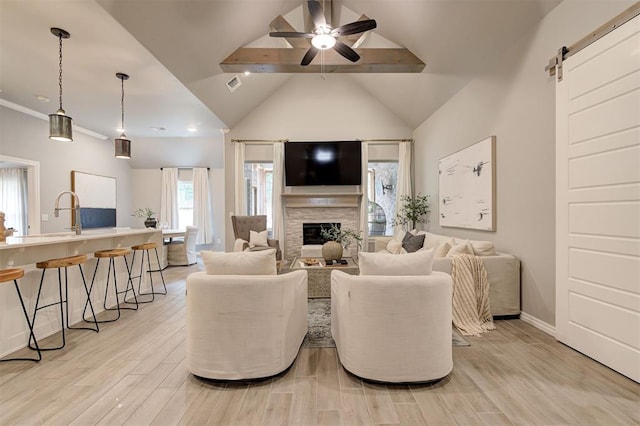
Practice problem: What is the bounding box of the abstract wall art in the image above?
[438,136,496,231]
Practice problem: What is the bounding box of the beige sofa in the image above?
[375,232,520,317]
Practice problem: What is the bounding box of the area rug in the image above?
[302,298,470,348]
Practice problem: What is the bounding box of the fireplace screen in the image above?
[302,222,341,245]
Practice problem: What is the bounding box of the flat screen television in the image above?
[285,141,362,186]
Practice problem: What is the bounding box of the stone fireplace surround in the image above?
[282,193,361,260]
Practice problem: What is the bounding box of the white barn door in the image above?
[556,13,640,382]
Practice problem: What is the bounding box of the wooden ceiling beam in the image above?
[220,48,425,73]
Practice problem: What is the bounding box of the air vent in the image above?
[226,75,242,93]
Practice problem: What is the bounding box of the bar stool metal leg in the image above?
[131,243,167,303]
[84,249,137,323]
[30,255,98,352]
[0,268,42,362]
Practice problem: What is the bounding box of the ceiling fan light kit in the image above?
[48,27,73,142]
[270,0,376,66]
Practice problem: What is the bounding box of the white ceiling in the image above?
[0,0,561,140]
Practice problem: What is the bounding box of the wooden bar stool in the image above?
[0,268,42,362]
[130,242,167,303]
[31,255,99,351]
[84,248,138,323]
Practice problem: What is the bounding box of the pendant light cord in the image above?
[57,34,63,111]
[120,77,125,132]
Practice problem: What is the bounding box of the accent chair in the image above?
[186,250,307,380]
[331,250,453,383]
[231,215,282,260]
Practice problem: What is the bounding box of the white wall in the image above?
[413,0,635,326]
[224,74,413,249]
[0,106,133,232]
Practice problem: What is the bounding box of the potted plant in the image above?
[132,207,157,229]
[320,224,363,261]
[392,193,431,230]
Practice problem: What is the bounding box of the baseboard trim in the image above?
[520,311,556,336]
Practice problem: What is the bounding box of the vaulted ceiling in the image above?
[0,0,561,140]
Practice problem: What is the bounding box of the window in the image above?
[244,163,273,234]
[177,180,193,229]
[367,162,398,236]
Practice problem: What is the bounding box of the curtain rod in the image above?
[231,139,289,143]
[231,138,412,143]
[360,138,414,143]
[160,167,210,170]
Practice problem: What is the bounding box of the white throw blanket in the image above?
[450,254,496,336]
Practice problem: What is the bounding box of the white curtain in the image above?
[234,142,247,214]
[0,168,28,236]
[160,168,179,229]
[359,142,369,252]
[395,141,413,232]
[272,142,285,253]
[193,168,213,244]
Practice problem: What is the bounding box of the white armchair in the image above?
[186,265,307,380]
[331,268,453,383]
[167,226,199,266]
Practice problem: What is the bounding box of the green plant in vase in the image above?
[132,207,157,228]
[392,193,430,230]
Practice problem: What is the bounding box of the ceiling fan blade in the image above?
[331,19,377,37]
[307,0,327,28]
[333,40,360,62]
[269,31,313,38]
[301,47,319,66]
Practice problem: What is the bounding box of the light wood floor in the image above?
[1,262,638,425]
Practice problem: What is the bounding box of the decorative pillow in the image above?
[434,241,452,258]
[249,230,268,248]
[471,240,497,256]
[402,232,425,253]
[386,239,404,254]
[359,249,434,276]
[423,233,442,250]
[201,249,277,275]
[447,241,473,257]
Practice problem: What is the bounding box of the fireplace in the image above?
[302,223,340,245]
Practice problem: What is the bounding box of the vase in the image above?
[144,218,158,229]
[322,241,343,262]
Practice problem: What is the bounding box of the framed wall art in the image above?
[438,136,496,231]
[71,171,117,228]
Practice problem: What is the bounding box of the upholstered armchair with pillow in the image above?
[375,230,520,316]
[186,249,307,380]
[331,250,453,383]
[231,215,282,260]
[167,226,199,266]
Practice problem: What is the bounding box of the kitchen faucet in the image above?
[54,191,82,235]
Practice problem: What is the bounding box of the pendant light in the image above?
[114,72,131,159]
[48,28,73,141]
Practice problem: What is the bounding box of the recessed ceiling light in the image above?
[36,95,50,102]
[150,126,167,131]
[187,127,197,132]
[244,71,251,76]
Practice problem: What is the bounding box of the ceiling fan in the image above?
[269,0,377,66]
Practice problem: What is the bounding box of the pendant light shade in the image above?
[114,72,131,159]
[49,28,73,142]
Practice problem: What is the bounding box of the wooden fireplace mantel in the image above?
[281,193,362,208]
